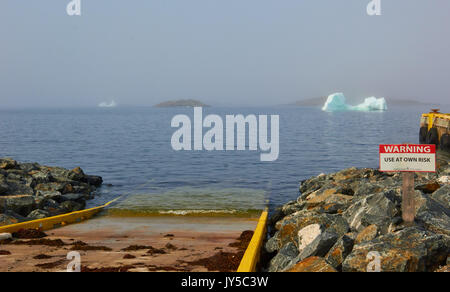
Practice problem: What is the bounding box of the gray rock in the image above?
[60,200,85,213]
[268,242,299,272]
[343,192,398,233]
[50,167,86,182]
[297,231,338,261]
[281,201,305,216]
[27,209,50,219]
[61,193,86,202]
[0,179,9,195]
[2,180,34,196]
[36,191,62,201]
[0,214,19,226]
[2,210,27,222]
[31,170,53,184]
[353,182,385,197]
[84,175,103,187]
[0,195,36,217]
[18,162,40,172]
[265,233,281,253]
[325,235,354,269]
[414,191,450,236]
[430,185,450,209]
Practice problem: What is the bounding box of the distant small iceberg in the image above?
[98,100,117,108]
[322,93,387,112]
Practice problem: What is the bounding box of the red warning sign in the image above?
[379,144,436,172]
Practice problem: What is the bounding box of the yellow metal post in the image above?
[237,209,268,272]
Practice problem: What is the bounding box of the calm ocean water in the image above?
[0,106,426,215]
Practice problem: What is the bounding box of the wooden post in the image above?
[402,172,415,224]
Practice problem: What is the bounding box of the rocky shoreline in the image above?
[0,158,103,226]
[264,156,450,272]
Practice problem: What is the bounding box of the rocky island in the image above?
[264,156,450,272]
[0,158,103,226]
[154,99,210,108]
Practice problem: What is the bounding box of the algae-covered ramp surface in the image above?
[0,215,257,272]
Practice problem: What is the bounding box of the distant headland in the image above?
[154,99,210,108]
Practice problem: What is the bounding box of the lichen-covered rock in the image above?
[35,182,68,193]
[287,256,337,272]
[273,210,349,249]
[0,158,17,170]
[268,164,450,273]
[325,235,354,269]
[355,224,378,244]
[342,227,450,272]
[268,242,299,272]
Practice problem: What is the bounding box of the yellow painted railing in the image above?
[422,113,450,130]
[237,209,268,272]
[0,197,120,234]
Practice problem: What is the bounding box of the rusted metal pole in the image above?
[402,172,415,224]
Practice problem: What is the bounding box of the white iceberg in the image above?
[98,100,117,108]
[322,93,387,112]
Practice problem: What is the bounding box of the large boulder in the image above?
[342,227,450,272]
[0,176,9,195]
[297,224,323,252]
[84,175,103,187]
[2,179,34,196]
[267,242,299,272]
[61,193,86,202]
[27,209,50,219]
[18,162,40,172]
[29,170,53,184]
[0,195,36,217]
[297,231,338,261]
[343,192,398,233]
[0,158,17,170]
[430,185,450,209]
[414,191,450,236]
[35,182,68,193]
[325,234,355,269]
[60,200,85,213]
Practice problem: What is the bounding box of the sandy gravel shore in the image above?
[0,215,258,272]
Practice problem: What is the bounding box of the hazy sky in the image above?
[1,0,449,107]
